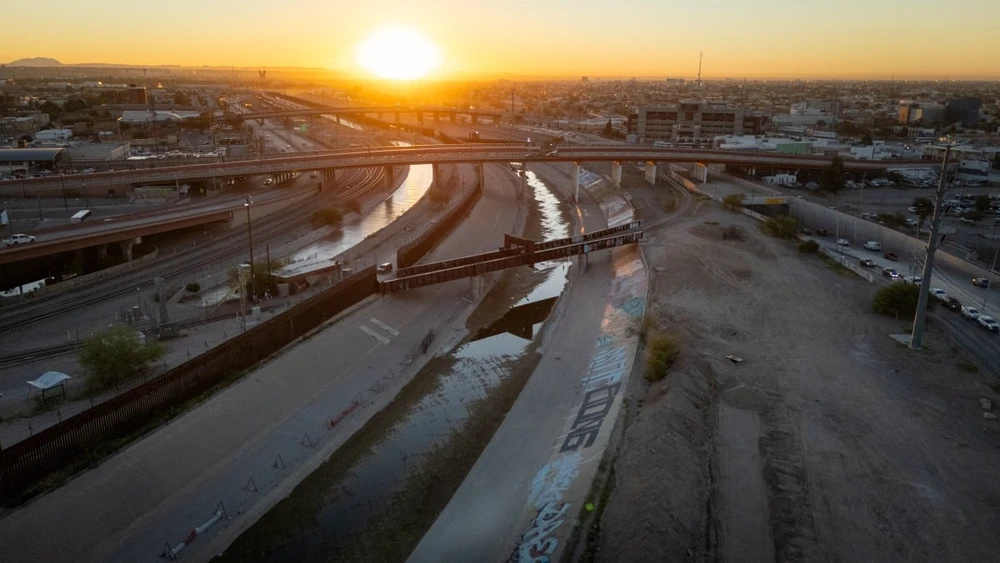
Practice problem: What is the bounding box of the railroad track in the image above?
[0,167,383,332]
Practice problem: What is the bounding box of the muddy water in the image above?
[284,142,433,269]
[215,171,573,563]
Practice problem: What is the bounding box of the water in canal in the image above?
[286,142,432,268]
[216,169,574,562]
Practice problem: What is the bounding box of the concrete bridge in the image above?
[0,145,937,199]
[233,106,502,124]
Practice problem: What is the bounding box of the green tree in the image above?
[835,121,864,137]
[79,325,166,394]
[872,282,930,318]
[975,194,991,214]
[860,133,874,146]
[912,197,934,233]
[819,156,847,192]
[603,119,613,136]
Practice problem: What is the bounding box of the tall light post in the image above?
[910,145,952,350]
[244,195,256,302]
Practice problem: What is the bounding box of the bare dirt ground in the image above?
[595,173,1000,562]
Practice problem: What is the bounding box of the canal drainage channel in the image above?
[213,171,575,563]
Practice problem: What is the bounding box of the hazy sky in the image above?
[2,0,998,79]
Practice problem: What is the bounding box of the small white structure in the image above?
[27,371,71,403]
[763,173,797,185]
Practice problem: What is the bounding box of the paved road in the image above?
[0,161,524,563]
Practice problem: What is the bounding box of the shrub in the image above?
[662,197,678,213]
[343,198,361,214]
[79,325,166,394]
[799,240,820,253]
[312,208,343,227]
[872,282,924,318]
[761,216,799,239]
[185,282,200,293]
[644,334,679,382]
[722,193,744,212]
[722,225,746,241]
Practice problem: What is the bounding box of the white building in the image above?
[34,129,73,142]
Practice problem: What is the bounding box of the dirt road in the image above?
[594,171,1000,561]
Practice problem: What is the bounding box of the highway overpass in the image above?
[0,145,937,198]
[233,105,502,123]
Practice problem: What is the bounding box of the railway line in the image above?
[0,167,382,332]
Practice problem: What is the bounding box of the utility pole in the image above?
[244,196,255,302]
[910,146,952,350]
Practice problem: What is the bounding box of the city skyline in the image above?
[1,0,999,80]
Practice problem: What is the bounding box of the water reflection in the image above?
[286,142,432,269]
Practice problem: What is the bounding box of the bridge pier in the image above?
[645,161,658,185]
[417,111,423,123]
[433,112,440,123]
[384,165,393,190]
[432,163,441,191]
[471,115,479,125]
[119,239,134,262]
[98,244,108,262]
[611,161,623,188]
[573,162,581,202]
[476,162,485,191]
[693,163,708,183]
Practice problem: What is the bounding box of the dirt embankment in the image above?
[596,174,1000,562]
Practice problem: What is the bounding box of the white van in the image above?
[863,241,882,251]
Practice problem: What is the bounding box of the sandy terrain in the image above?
[593,172,1000,562]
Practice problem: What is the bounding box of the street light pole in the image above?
[244,196,256,302]
[910,145,952,350]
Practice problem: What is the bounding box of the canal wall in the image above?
[396,176,484,269]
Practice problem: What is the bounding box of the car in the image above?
[946,297,963,311]
[863,241,882,251]
[816,228,829,236]
[903,275,922,285]
[882,267,899,279]
[800,227,813,235]
[3,234,36,246]
[908,206,918,213]
[961,306,981,320]
[884,252,899,261]
[973,277,990,288]
[929,288,948,301]
[376,262,393,274]
[961,217,976,224]
[836,238,850,246]
[859,258,876,268]
[977,315,1000,333]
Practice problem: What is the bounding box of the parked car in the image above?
[836,238,850,246]
[859,258,876,268]
[884,252,899,261]
[376,262,393,274]
[978,315,1000,333]
[962,306,982,320]
[3,234,36,247]
[816,229,829,236]
[946,297,963,311]
[973,277,990,288]
[929,288,948,301]
[882,267,899,279]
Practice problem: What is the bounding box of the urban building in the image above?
[946,97,981,128]
[127,85,148,105]
[898,100,946,126]
[0,148,66,175]
[33,129,73,143]
[627,101,768,143]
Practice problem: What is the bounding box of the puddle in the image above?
[215,168,574,563]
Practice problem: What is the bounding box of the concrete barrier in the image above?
[819,247,876,283]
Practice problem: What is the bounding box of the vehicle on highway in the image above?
[264,178,274,186]
[801,227,813,235]
[946,297,963,311]
[973,277,990,288]
[816,229,829,236]
[908,206,918,213]
[962,306,982,320]
[836,238,850,246]
[863,241,882,251]
[859,258,876,268]
[882,267,899,279]
[376,262,393,274]
[903,275,922,285]
[884,252,899,261]
[3,234,36,246]
[977,315,999,333]
[930,288,948,301]
[310,172,318,178]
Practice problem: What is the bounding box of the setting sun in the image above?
[355,26,442,80]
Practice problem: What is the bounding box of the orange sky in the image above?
[1,0,999,80]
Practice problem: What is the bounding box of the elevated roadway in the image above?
[234,105,502,122]
[0,145,936,198]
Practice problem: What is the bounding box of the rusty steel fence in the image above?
[0,267,378,504]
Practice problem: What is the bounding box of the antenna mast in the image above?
[696,51,703,89]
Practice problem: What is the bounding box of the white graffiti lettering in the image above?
[528,452,582,508]
[510,502,572,563]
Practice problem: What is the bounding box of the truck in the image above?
[863,241,882,251]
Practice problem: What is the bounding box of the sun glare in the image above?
[356,26,442,80]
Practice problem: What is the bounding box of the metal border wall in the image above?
[0,267,377,504]
[396,179,484,269]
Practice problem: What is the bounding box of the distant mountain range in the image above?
[5,57,64,67]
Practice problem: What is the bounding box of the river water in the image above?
[215,168,574,562]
